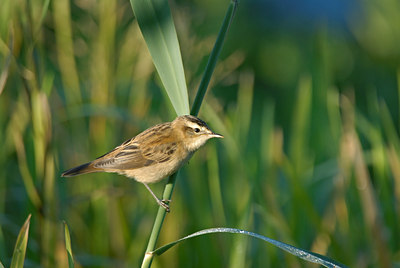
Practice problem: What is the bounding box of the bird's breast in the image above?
[123,150,193,184]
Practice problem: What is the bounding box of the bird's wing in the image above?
[92,122,177,170]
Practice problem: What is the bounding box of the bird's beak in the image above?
[210,132,224,138]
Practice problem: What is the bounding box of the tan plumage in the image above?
[61,115,223,211]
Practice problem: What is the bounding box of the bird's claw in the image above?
[158,199,171,212]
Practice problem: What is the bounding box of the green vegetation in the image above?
[10,215,30,268]
[1,0,399,267]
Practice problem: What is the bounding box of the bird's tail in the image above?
[61,162,100,177]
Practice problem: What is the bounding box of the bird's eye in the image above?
[194,128,200,133]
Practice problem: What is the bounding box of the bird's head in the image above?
[172,115,223,152]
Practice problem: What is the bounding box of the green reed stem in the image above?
[191,0,238,117]
[141,1,237,267]
[141,173,177,267]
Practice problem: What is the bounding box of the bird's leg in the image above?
[142,183,171,212]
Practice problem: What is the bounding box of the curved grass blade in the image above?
[130,0,189,116]
[10,214,31,268]
[191,0,238,116]
[63,221,74,268]
[151,227,348,268]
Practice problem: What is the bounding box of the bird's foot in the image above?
[157,199,171,212]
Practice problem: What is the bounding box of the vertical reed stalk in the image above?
[141,1,238,267]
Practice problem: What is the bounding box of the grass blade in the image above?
[130,0,189,116]
[34,0,51,35]
[0,31,13,96]
[151,228,347,268]
[191,0,238,116]
[63,221,74,268]
[10,214,31,268]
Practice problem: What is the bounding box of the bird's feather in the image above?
[91,122,180,170]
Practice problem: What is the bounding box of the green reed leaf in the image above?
[64,221,74,268]
[130,0,189,116]
[191,0,238,116]
[151,228,348,268]
[10,214,31,268]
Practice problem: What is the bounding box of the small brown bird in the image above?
[61,115,223,211]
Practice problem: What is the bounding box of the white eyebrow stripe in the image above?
[186,122,201,128]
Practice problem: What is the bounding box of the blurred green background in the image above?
[1,0,400,267]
